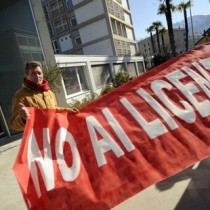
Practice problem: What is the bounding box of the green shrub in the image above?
[100,84,114,95]
[68,94,98,109]
[152,53,171,66]
[43,64,65,93]
[112,71,132,88]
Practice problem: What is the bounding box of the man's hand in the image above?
[67,107,79,113]
[19,106,29,120]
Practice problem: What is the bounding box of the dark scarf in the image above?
[23,78,50,91]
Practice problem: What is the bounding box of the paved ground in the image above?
[1,134,210,210]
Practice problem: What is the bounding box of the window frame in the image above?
[62,66,89,97]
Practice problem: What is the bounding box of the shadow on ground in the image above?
[0,133,23,147]
[156,157,210,210]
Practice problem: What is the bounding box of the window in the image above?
[116,0,122,4]
[137,62,144,73]
[52,40,59,54]
[50,0,64,16]
[63,66,88,95]
[114,39,131,56]
[111,18,127,38]
[47,23,54,37]
[66,0,73,8]
[113,63,125,74]
[43,6,50,19]
[127,62,136,77]
[28,37,38,46]
[32,52,43,61]
[107,0,124,20]
[75,36,82,45]
[111,19,117,35]
[70,16,77,26]
[17,36,27,46]
[91,64,112,88]
[116,22,122,36]
[53,16,68,34]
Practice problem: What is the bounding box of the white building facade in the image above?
[138,28,202,59]
[41,0,137,56]
[55,54,145,105]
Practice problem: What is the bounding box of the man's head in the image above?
[25,61,44,84]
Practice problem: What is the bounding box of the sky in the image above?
[129,0,210,40]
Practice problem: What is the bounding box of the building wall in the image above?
[72,0,84,5]
[0,0,49,137]
[173,29,186,54]
[121,0,129,9]
[55,54,145,104]
[106,0,137,56]
[42,0,137,56]
[137,28,196,57]
[83,39,113,55]
[195,29,210,46]
[126,27,134,40]
[74,0,104,24]
[59,34,73,52]
[79,19,109,43]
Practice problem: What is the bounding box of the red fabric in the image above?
[24,78,50,91]
[13,43,210,210]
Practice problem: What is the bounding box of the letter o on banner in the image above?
[55,127,81,181]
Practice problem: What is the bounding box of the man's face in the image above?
[26,66,44,84]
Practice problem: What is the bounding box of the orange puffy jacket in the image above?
[10,84,58,131]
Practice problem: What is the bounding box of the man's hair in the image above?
[25,61,42,75]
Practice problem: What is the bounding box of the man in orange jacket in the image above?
[10,61,77,131]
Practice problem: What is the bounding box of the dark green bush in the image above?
[112,71,131,88]
[43,64,65,93]
[100,84,114,95]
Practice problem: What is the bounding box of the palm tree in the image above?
[158,0,176,57]
[177,1,192,51]
[146,25,156,55]
[152,21,163,54]
[189,0,195,46]
[159,27,167,54]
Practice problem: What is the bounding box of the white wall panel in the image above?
[126,27,134,40]
[124,12,131,24]
[74,0,104,24]
[80,19,108,43]
[121,0,128,9]
[83,39,113,55]
[59,34,73,52]
[130,44,136,55]
[72,0,83,5]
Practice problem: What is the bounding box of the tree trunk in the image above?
[184,8,189,51]
[165,0,176,57]
[150,32,156,55]
[156,29,161,54]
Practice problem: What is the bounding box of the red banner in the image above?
[13,43,210,210]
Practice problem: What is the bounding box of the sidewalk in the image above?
[0,134,27,210]
[1,135,210,210]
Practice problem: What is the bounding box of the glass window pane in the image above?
[64,67,80,95]
[113,63,125,74]
[28,37,37,46]
[17,36,28,45]
[137,62,144,73]
[127,62,136,77]
[63,66,88,95]
[92,64,111,88]
[0,0,45,134]
[77,66,88,90]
